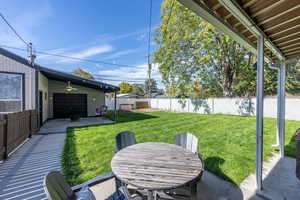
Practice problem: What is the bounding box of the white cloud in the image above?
[96,63,163,88]
[67,45,113,59]
[38,45,114,64]
[0,1,52,47]
[104,47,143,60]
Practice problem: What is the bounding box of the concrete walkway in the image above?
[90,155,300,200]
[0,117,113,200]
[240,154,300,200]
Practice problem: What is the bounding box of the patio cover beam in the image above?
[177,0,257,60]
[177,0,289,194]
[218,0,284,61]
[177,0,274,62]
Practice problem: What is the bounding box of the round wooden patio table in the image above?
[111,142,203,200]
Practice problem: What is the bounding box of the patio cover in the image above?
[177,0,300,195]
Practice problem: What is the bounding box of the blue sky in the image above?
[0,0,163,87]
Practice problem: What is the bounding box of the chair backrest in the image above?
[106,186,132,200]
[43,171,75,200]
[101,105,108,112]
[175,133,198,154]
[116,131,136,152]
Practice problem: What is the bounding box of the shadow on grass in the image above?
[106,111,158,123]
[62,128,84,186]
[204,156,236,185]
[285,133,296,157]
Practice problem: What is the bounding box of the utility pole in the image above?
[28,42,39,123]
[147,0,153,98]
[148,63,152,98]
[28,42,36,66]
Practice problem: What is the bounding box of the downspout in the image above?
[268,63,280,147]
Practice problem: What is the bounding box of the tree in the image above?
[72,68,94,79]
[144,79,158,96]
[154,0,287,97]
[155,0,300,98]
[118,82,133,94]
[131,84,145,96]
[286,58,300,95]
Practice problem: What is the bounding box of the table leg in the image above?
[147,190,154,200]
[191,182,197,200]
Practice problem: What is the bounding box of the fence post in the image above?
[2,115,8,160]
[212,98,215,114]
[29,110,32,138]
[29,110,38,137]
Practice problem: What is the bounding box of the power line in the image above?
[94,75,162,83]
[35,51,139,68]
[0,12,29,46]
[94,77,146,83]
[0,44,140,68]
[0,44,162,83]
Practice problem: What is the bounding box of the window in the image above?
[0,73,23,113]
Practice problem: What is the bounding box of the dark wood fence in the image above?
[0,110,39,160]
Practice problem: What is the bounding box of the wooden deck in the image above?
[0,117,113,200]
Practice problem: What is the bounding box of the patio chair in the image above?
[175,132,204,167]
[43,171,141,200]
[175,132,198,154]
[113,131,137,154]
[96,105,108,116]
[162,133,204,199]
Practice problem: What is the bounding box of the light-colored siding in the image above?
[48,79,105,118]
[0,54,36,110]
[38,72,49,122]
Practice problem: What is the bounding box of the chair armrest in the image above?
[198,153,205,170]
[112,149,118,154]
[72,171,115,192]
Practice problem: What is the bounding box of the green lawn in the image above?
[62,111,300,186]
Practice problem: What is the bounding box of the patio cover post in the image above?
[279,61,286,158]
[114,91,117,123]
[256,35,264,191]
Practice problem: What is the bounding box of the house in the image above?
[0,47,119,125]
[116,93,140,98]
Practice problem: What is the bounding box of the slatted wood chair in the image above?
[114,131,137,153]
[163,133,204,199]
[43,171,141,200]
[113,131,138,191]
[43,171,80,200]
[175,132,198,154]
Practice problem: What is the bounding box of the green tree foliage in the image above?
[286,58,300,95]
[72,68,94,79]
[145,79,158,96]
[118,82,133,94]
[131,84,145,96]
[154,0,256,97]
[154,0,299,97]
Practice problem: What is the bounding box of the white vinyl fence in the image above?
[106,97,300,121]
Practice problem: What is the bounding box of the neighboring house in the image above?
[0,47,119,125]
[117,93,140,98]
